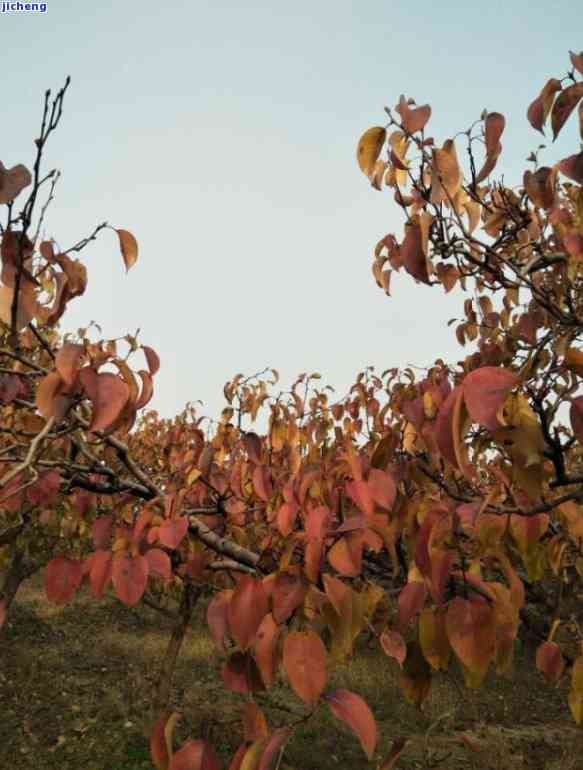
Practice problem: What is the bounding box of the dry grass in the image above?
[1,574,582,769]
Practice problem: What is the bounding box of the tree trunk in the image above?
[0,546,37,619]
[147,580,200,734]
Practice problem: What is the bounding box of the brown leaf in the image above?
[430,140,462,204]
[0,162,32,204]
[551,82,583,140]
[116,228,138,272]
[571,51,583,76]
[475,112,505,183]
[36,371,73,421]
[527,78,562,133]
[379,737,408,769]
[559,151,583,184]
[55,343,85,388]
[400,220,430,285]
[396,95,431,134]
[570,397,583,444]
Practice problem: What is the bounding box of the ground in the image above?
[1,575,582,770]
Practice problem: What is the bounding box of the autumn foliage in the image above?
[2,50,583,768]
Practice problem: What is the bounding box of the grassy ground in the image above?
[1,575,582,770]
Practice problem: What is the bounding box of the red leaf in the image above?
[304,505,331,583]
[257,728,293,770]
[150,715,170,770]
[169,740,221,770]
[92,515,113,549]
[325,689,377,760]
[112,554,148,606]
[536,641,564,685]
[159,517,189,549]
[27,471,61,506]
[368,468,397,510]
[222,651,265,694]
[89,549,113,599]
[136,370,154,410]
[252,466,273,502]
[396,581,427,633]
[142,345,160,376]
[45,557,82,604]
[283,630,327,705]
[145,548,172,581]
[271,570,307,624]
[228,576,269,650]
[254,613,281,688]
[83,371,130,433]
[463,367,517,431]
[207,590,233,651]
[0,599,7,629]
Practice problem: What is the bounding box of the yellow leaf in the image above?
[356,127,386,177]
[569,656,583,724]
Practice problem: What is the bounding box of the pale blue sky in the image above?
[2,1,580,419]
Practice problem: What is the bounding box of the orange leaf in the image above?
[446,596,495,680]
[283,630,327,705]
[116,228,138,271]
[380,630,407,667]
[325,689,377,760]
